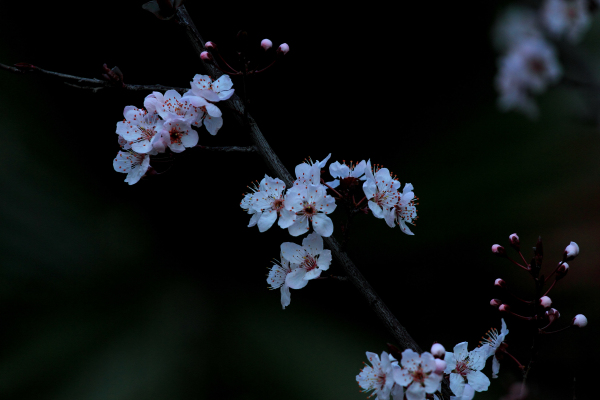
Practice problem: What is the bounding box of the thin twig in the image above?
[0,62,188,93]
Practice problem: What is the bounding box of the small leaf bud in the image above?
[434,359,447,375]
[539,296,552,308]
[261,39,273,51]
[200,51,213,62]
[277,43,290,55]
[509,233,520,250]
[491,244,506,256]
[572,314,588,327]
[499,304,510,312]
[205,41,217,50]
[490,299,503,308]
[494,278,506,288]
[564,241,579,261]
[430,343,445,358]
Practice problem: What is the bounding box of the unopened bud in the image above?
[200,51,213,62]
[564,241,579,261]
[277,43,290,55]
[539,296,552,308]
[509,233,520,250]
[205,41,217,50]
[494,278,506,288]
[546,308,560,322]
[492,244,506,256]
[490,299,503,308]
[499,304,510,312]
[261,39,273,51]
[434,359,446,375]
[572,314,587,327]
[556,262,569,279]
[430,343,445,358]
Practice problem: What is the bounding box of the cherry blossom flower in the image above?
[113,150,151,185]
[479,318,509,378]
[281,232,332,288]
[146,90,205,124]
[564,241,579,260]
[383,183,417,235]
[357,351,398,400]
[327,159,367,188]
[363,162,400,219]
[279,183,336,237]
[160,118,197,153]
[541,0,591,43]
[116,107,165,154]
[292,154,332,189]
[493,6,544,52]
[249,175,288,232]
[393,349,442,400]
[267,254,300,309]
[189,74,234,102]
[118,135,132,150]
[495,37,562,118]
[444,342,490,397]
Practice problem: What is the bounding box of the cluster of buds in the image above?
[491,234,586,334]
[200,33,289,77]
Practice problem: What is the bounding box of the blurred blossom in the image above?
[541,0,592,43]
[493,7,544,52]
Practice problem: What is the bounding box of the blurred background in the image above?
[1,1,599,399]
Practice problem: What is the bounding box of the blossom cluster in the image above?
[113,74,234,184]
[240,156,418,308]
[356,328,509,400]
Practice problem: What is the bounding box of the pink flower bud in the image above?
[277,43,290,55]
[564,241,579,261]
[490,299,503,308]
[205,41,217,50]
[573,314,587,327]
[261,38,273,51]
[499,304,510,312]
[492,244,506,256]
[556,262,569,280]
[200,51,213,62]
[494,278,506,288]
[509,233,520,250]
[430,343,445,358]
[539,296,552,308]
[546,308,560,322]
[434,359,447,375]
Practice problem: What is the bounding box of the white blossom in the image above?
[393,349,442,400]
[450,384,475,400]
[249,175,288,232]
[240,181,261,228]
[383,183,417,235]
[495,37,562,118]
[281,232,332,288]
[493,7,544,52]
[292,154,332,190]
[160,118,197,153]
[357,351,398,400]
[327,159,367,188]
[541,0,591,43]
[116,107,164,154]
[279,183,336,236]
[146,90,205,124]
[444,342,490,397]
[189,74,235,102]
[363,161,400,219]
[267,254,300,309]
[113,150,151,185]
[479,319,509,378]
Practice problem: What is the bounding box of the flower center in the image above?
[411,366,426,384]
[272,198,285,212]
[169,127,184,144]
[301,201,317,218]
[301,255,318,271]
[528,58,546,75]
[455,361,469,377]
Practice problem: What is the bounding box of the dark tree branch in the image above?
[174,4,424,354]
[195,145,256,152]
[0,62,188,93]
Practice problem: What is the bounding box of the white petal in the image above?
[453,342,469,362]
[449,373,466,397]
[368,200,384,219]
[280,284,291,309]
[393,367,412,386]
[316,250,332,270]
[492,355,500,379]
[302,232,323,254]
[278,209,295,228]
[288,218,310,236]
[406,381,426,400]
[285,268,309,289]
[400,349,420,369]
[248,211,261,227]
[444,352,456,373]
[257,210,278,232]
[303,268,322,281]
[312,214,334,237]
[204,115,223,135]
[466,370,490,392]
[280,242,304,264]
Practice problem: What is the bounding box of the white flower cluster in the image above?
[493,7,562,118]
[242,157,417,308]
[357,320,510,400]
[113,74,234,184]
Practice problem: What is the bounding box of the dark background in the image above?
[1,1,599,399]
